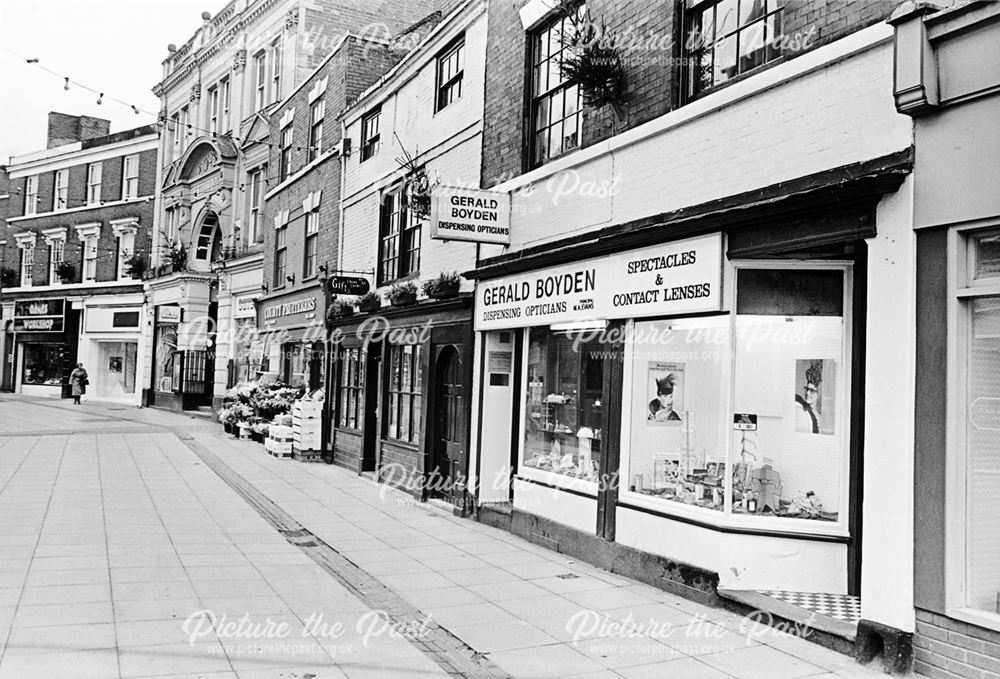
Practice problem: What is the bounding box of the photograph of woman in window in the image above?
[647,364,683,423]
[794,359,832,434]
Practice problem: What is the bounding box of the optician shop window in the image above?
[952,228,1000,625]
[521,326,604,485]
[620,264,850,533]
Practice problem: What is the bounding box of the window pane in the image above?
[736,269,844,316]
[714,35,737,85]
[625,317,729,511]
[974,232,1000,279]
[966,297,1000,613]
[765,11,784,62]
[739,0,765,26]
[522,328,602,483]
[738,20,766,73]
[399,393,411,441]
[716,0,738,35]
[388,393,399,439]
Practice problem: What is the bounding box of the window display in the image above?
[620,266,850,527]
[387,344,422,443]
[22,344,63,386]
[522,327,603,483]
[155,324,178,392]
[730,267,846,522]
[623,316,730,511]
[95,341,137,396]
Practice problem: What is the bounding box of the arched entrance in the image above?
[431,346,466,505]
[194,211,222,262]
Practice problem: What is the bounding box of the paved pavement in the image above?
[0,394,888,678]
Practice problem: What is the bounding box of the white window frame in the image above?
[111,218,139,281]
[220,77,231,133]
[208,85,219,136]
[179,107,190,150]
[254,51,267,110]
[123,154,140,200]
[15,233,36,287]
[270,37,282,104]
[248,167,264,244]
[24,175,38,215]
[54,169,69,211]
[75,223,101,283]
[309,98,325,162]
[42,228,67,285]
[87,163,103,205]
[946,221,1000,632]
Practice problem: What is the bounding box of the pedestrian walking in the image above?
[69,363,89,405]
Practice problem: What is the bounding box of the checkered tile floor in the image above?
[756,590,861,625]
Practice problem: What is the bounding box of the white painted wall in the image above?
[512,478,597,535]
[860,176,917,632]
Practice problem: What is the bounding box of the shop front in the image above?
[470,167,914,628]
[328,298,474,510]
[11,297,79,398]
[77,293,145,405]
[257,285,327,392]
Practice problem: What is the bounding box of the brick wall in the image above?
[481,0,897,187]
[915,610,1000,679]
[46,113,110,149]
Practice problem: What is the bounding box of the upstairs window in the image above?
[279,126,293,181]
[248,167,264,244]
[436,36,465,112]
[378,187,421,284]
[270,37,282,103]
[309,99,325,163]
[82,235,98,282]
[303,210,319,278]
[54,170,68,211]
[529,8,582,167]
[274,225,287,287]
[360,108,380,162]
[87,163,102,205]
[220,77,231,132]
[685,0,786,98]
[48,238,65,285]
[208,85,219,135]
[179,107,190,150]
[20,243,34,287]
[170,112,180,155]
[254,51,267,110]
[24,175,38,215]
[123,154,140,200]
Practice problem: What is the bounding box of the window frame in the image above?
[122,154,140,200]
[220,77,231,132]
[377,186,420,284]
[48,238,65,285]
[253,51,267,111]
[435,35,465,112]
[385,343,423,444]
[87,163,103,205]
[117,230,136,280]
[682,0,787,101]
[247,167,265,244]
[54,169,68,211]
[303,209,319,279]
[179,107,190,150]
[309,98,325,163]
[337,346,365,430]
[19,242,34,287]
[279,126,293,181]
[24,175,38,215]
[273,224,287,288]
[82,234,98,282]
[270,37,282,104]
[360,108,381,162]
[528,8,584,168]
[945,223,1000,632]
[208,84,219,136]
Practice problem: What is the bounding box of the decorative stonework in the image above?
[285,8,299,29]
[190,83,202,103]
[233,48,246,73]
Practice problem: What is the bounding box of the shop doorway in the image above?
[361,342,381,473]
[1,322,14,392]
[431,346,466,507]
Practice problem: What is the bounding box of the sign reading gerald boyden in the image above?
[475,233,722,331]
[430,187,511,245]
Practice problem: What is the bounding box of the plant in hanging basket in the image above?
[358,291,382,313]
[164,243,187,272]
[386,280,418,307]
[422,271,462,300]
[326,299,355,324]
[55,260,76,283]
[406,169,432,220]
[123,253,146,279]
[558,1,629,116]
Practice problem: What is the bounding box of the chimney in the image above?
[46,112,111,149]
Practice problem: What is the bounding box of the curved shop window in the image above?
[619,263,851,536]
[521,325,605,488]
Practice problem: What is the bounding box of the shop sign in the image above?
[157,305,182,323]
[260,289,322,329]
[13,298,65,333]
[234,295,258,319]
[475,233,722,330]
[14,317,64,333]
[326,276,370,296]
[430,187,511,245]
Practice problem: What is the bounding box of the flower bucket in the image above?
[238,422,251,440]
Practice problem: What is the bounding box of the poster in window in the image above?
[109,357,123,373]
[793,359,835,435]
[647,362,684,425]
[651,453,682,490]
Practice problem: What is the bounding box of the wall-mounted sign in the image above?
[733,413,758,431]
[13,298,65,333]
[475,234,722,330]
[157,305,182,324]
[430,187,511,245]
[259,289,323,329]
[327,276,370,296]
[234,295,258,319]
[263,297,317,320]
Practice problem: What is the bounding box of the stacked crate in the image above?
[266,424,294,458]
[292,400,323,462]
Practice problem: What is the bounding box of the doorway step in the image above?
[476,501,513,532]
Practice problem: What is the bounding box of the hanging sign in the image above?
[157,305,182,324]
[326,276,370,296]
[475,234,722,330]
[430,187,511,245]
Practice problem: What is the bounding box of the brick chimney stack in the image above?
[46,112,111,149]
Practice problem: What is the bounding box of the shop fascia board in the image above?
[1,281,144,298]
[145,270,215,293]
[467,149,912,280]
